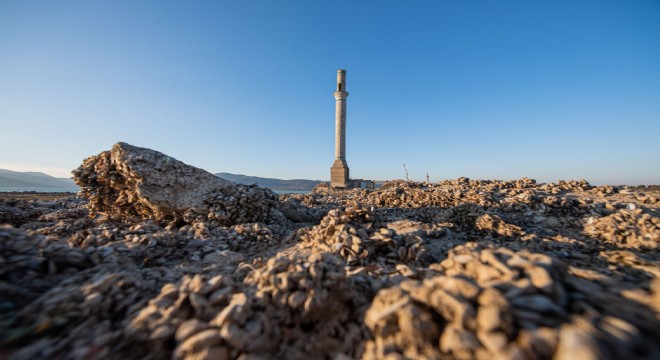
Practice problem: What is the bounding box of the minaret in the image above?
[331,69,350,188]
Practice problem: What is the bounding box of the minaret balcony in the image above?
[333,91,349,99]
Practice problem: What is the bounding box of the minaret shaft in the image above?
[335,97,346,159]
[330,69,350,188]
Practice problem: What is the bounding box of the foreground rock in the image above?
[72,142,279,226]
[1,145,659,359]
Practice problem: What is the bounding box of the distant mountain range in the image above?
[0,169,78,190]
[215,172,323,190]
[0,168,322,192]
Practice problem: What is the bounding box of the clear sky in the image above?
[1,1,659,185]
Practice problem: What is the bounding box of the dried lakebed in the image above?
[1,143,659,360]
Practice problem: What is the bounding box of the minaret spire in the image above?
[330,69,350,188]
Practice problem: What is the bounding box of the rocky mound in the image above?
[72,142,279,226]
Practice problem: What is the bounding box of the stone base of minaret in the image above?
[330,159,350,188]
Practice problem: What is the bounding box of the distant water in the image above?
[0,188,79,193]
[272,189,310,195]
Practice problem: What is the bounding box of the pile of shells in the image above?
[299,206,428,265]
[2,145,660,360]
[585,208,659,249]
[225,222,280,255]
[590,185,618,196]
[363,243,660,360]
[295,178,595,213]
[127,253,372,360]
[227,253,371,359]
[0,225,93,288]
[540,179,592,194]
[0,226,47,288]
[474,213,524,238]
[0,201,22,225]
[126,273,236,359]
[0,197,85,228]
[278,197,321,223]
[201,186,280,227]
[6,267,173,360]
[431,204,525,238]
[635,193,659,205]
[363,180,497,209]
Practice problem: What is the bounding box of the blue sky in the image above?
[1,1,659,184]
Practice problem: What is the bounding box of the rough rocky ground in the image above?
[1,143,659,360]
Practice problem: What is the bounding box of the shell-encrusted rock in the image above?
[72,142,278,226]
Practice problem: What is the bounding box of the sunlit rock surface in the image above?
[72,142,278,226]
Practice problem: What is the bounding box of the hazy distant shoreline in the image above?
[0,187,310,195]
[0,188,79,193]
[0,168,318,194]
